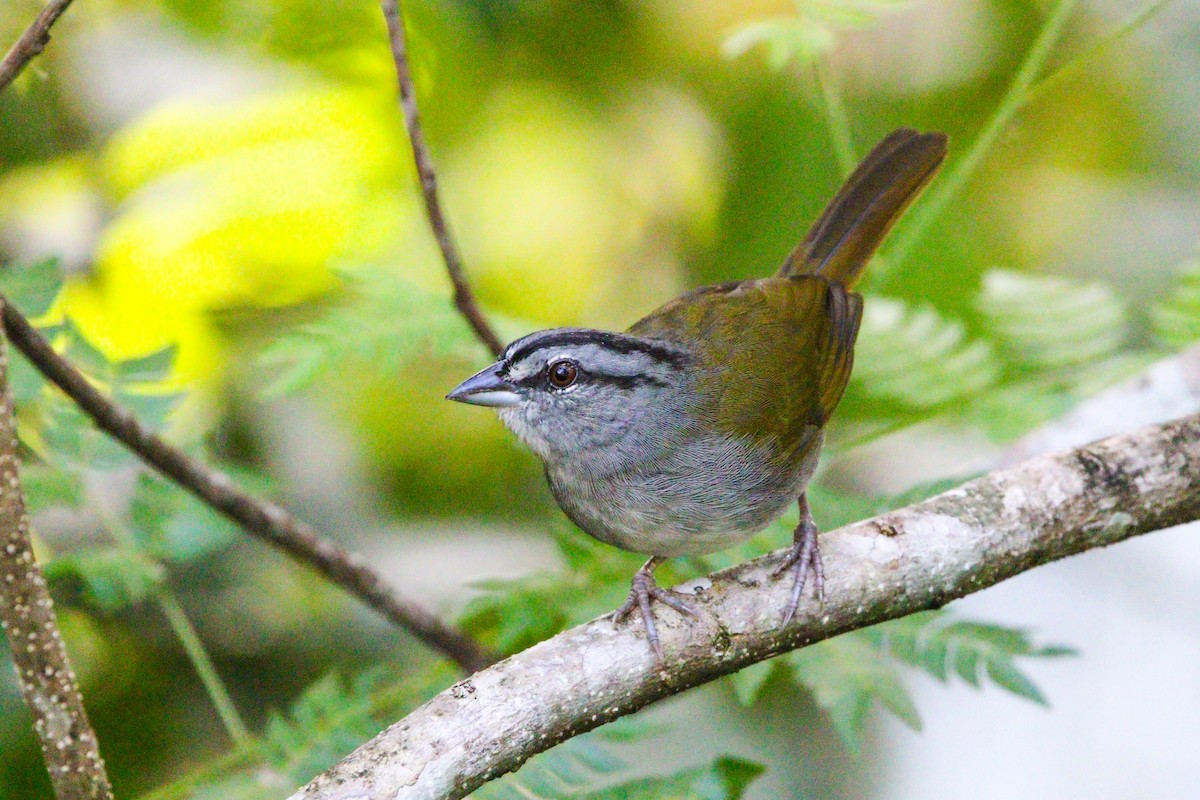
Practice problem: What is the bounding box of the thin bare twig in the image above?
[0,304,495,673]
[380,0,505,357]
[291,412,1200,800]
[0,301,114,800]
[0,0,75,94]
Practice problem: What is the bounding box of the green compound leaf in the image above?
[976,269,1129,369]
[259,266,518,396]
[262,672,388,782]
[1150,256,1200,347]
[37,325,182,469]
[473,721,760,800]
[850,296,999,409]
[734,610,1072,750]
[867,611,1075,706]
[788,633,922,751]
[460,524,645,655]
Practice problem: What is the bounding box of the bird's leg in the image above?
[773,493,825,626]
[614,556,696,659]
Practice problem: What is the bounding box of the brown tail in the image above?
[780,128,948,289]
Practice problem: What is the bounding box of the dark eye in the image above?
[547,360,578,389]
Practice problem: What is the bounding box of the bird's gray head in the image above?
[447,327,691,462]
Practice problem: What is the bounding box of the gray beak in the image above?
[446,362,522,408]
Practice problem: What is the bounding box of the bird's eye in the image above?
[547,360,578,389]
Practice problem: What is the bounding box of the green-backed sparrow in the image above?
[449,128,949,657]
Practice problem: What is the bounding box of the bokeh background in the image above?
[1,0,1199,798]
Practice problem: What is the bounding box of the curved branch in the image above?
[291,413,1200,800]
[0,0,75,93]
[380,0,505,357]
[0,303,494,674]
[0,302,113,800]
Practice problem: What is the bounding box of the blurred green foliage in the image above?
[1,0,1198,798]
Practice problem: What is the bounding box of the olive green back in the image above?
[628,276,861,457]
[625,128,947,458]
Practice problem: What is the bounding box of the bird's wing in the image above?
[628,276,862,455]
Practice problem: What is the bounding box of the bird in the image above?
[448,128,948,657]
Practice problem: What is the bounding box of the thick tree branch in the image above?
[291,412,1200,800]
[0,0,75,94]
[0,303,494,673]
[380,0,504,357]
[0,302,113,800]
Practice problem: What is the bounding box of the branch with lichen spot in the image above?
[0,301,113,800]
[380,0,505,356]
[289,412,1200,800]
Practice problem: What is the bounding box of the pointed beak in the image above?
[446,362,522,408]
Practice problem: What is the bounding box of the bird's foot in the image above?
[773,513,824,627]
[614,559,696,660]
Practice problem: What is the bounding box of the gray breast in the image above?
[546,427,824,558]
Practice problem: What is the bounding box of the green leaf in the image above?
[1151,256,1200,347]
[115,345,179,383]
[850,296,999,409]
[259,267,500,396]
[114,389,182,431]
[129,471,245,563]
[260,669,417,783]
[41,395,133,469]
[20,462,84,511]
[874,612,1072,706]
[0,257,64,317]
[976,269,1128,369]
[461,524,647,655]
[729,659,779,706]
[721,18,836,69]
[722,2,910,69]
[984,658,1047,706]
[8,350,46,405]
[575,757,763,800]
[789,633,921,750]
[45,548,164,613]
[61,318,113,377]
[472,724,632,799]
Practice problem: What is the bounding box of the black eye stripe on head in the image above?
[510,370,669,391]
[505,331,687,369]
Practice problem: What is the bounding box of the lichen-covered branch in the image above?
[0,0,75,93]
[0,302,113,800]
[380,0,504,356]
[291,412,1200,800]
[0,304,494,674]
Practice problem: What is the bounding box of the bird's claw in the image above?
[774,517,824,627]
[614,567,696,660]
